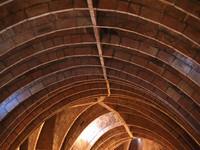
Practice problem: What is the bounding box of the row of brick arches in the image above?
[0,0,199,149]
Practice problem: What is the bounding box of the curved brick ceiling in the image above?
[0,0,199,149]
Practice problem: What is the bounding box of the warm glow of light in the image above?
[78,119,101,143]
[72,112,122,150]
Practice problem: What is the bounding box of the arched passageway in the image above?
[0,0,199,149]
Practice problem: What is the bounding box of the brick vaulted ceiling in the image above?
[0,0,200,149]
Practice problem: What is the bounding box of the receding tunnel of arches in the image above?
[0,0,200,150]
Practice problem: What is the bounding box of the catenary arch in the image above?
[0,0,199,150]
[0,80,199,149]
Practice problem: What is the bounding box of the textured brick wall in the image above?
[0,0,199,149]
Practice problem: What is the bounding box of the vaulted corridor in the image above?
[0,0,200,149]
